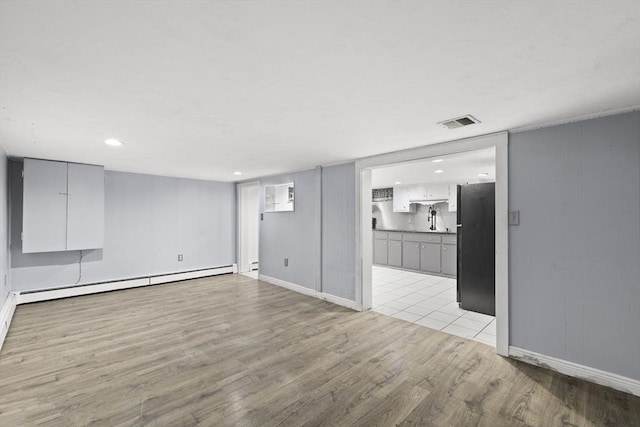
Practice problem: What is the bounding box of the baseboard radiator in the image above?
[16,264,237,305]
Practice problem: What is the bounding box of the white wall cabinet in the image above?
[448,184,458,212]
[407,184,427,201]
[23,158,104,253]
[427,184,449,200]
[392,186,415,212]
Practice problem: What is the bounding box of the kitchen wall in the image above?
[372,200,456,233]
[509,111,640,380]
[0,153,9,306]
[9,161,236,291]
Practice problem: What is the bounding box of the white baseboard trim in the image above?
[509,346,640,397]
[321,293,362,311]
[0,292,18,351]
[259,274,319,298]
[258,274,360,311]
[16,264,237,305]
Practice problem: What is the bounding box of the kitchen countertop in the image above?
[373,229,456,235]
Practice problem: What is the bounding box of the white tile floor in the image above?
[372,265,496,347]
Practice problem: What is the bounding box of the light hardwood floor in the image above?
[1,274,638,426]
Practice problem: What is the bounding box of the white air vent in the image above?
[438,115,480,129]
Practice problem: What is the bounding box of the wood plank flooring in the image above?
[1,274,638,426]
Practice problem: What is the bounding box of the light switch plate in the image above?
[508,210,520,226]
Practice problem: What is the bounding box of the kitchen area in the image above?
[370,148,497,347]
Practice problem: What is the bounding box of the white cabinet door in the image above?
[448,184,458,212]
[408,184,427,201]
[427,184,449,200]
[67,163,104,250]
[392,186,415,212]
[23,159,68,253]
[393,186,408,211]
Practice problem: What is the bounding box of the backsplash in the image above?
[372,201,456,233]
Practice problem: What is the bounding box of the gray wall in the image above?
[322,163,356,300]
[10,162,236,291]
[0,154,9,306]
[258,164,357,301]
[509,111,640,380]
[259,169,321,291]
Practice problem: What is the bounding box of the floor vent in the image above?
[438,115,480,129]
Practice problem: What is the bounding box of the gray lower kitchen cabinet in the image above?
[441,244,456,276]
[402,241,420,270]
[388,240,402,267]
[420,242,441,273]
[373,231,456,277]
[374,239,388,265]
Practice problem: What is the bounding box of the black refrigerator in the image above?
[456,183,495,316]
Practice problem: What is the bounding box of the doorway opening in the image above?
[369,148,496,347]
[237,182,260,278]
[356,132,509,355]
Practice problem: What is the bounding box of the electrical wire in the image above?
[76,250,84,284]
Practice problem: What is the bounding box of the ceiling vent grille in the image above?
[438,115,481,129]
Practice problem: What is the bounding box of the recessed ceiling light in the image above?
[434,170,444,174]
[233,171,242,176]
[394,181,402,185]
[432,159,443,163]
[478,173,489,177]
[104,138,122,147]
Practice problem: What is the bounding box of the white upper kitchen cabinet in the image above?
[407,184,427,201]
[427,184,449,200]
[448,183,458,212]
[22,158,104,253]
[392,186,415,212]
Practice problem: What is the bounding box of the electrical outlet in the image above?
[178,254,184,262]
[284,258,288,267]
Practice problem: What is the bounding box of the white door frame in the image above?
[237,181,260,274]
[354,131,509,356]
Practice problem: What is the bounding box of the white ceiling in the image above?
[372,147,495,189]
[1,1,638,182]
